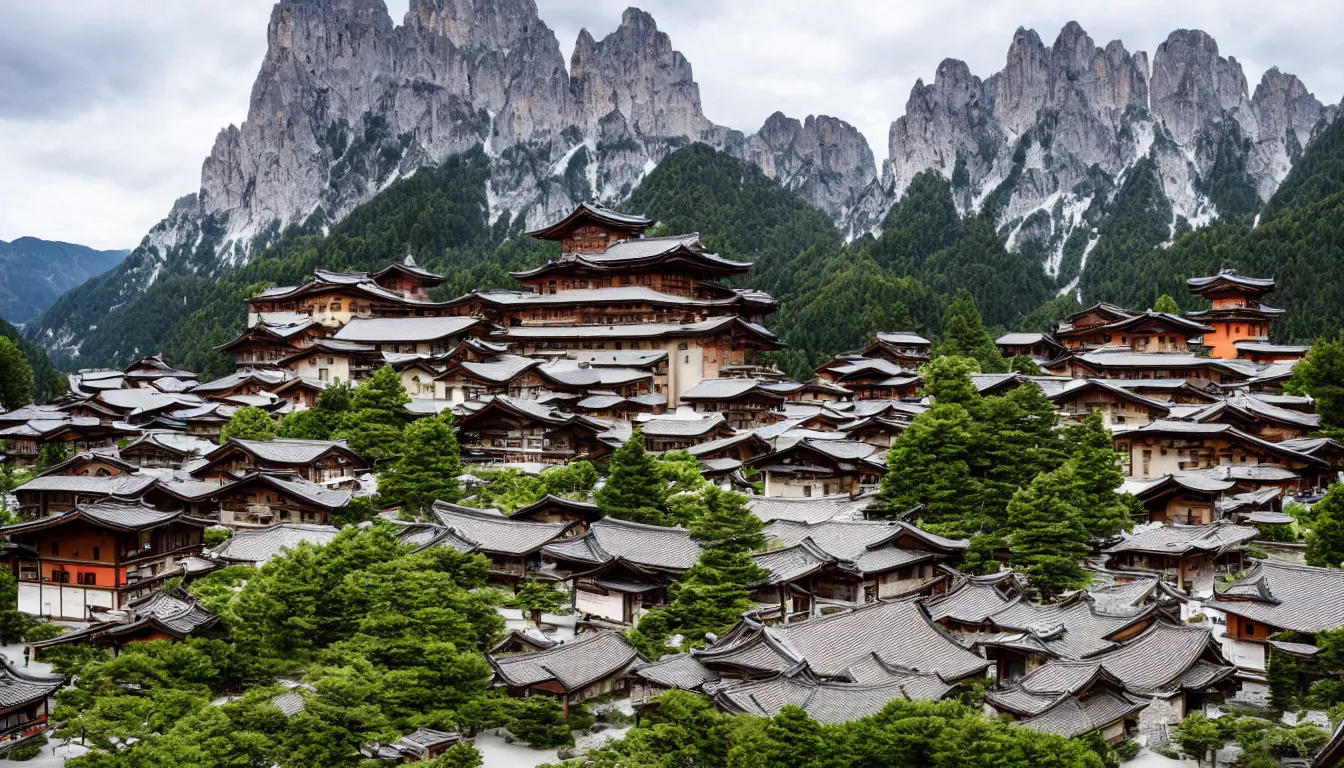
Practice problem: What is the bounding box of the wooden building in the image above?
[1,500,208,619]
[1185,270,1283,359]
[0,658,63,757]
[192,438,368,485]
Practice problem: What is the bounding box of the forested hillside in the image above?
[0,238,127,324]
[31,118,1344,379]
[1079,116,1344,340]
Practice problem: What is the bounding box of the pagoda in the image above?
[443,201,781,405]
[1185,270,1285,359]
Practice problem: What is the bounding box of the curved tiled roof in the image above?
[210,523,340,564]
[489,631,640,692]
[633,653,720,691]
[1209,561,1344,633]
[431,502,572,555]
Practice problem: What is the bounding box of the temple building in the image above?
[1185,270,1287,360]
[442,202,781,405]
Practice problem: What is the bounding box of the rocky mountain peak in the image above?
[1151,28,1251,146]
[745,112,877,225]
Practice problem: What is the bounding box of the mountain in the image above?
[0,238,127,324]
[26,2,1341,366]
[857,24,1338,292]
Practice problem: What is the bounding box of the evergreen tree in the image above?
[1065,412,1137,539]
[937,289,1007,373]
[1306,484,1344,568]
[1172,713,1224,767]
[508,580,568,628]
[0,337,34,411]
[377,413,462,514]
[0,569,32,644]
[920,355,981,405]
[687,487,767,585]
[1007,466,1091,599]
[35,441,69,473]
[1288,334,1344,436]
[541,460,599,497]
[880,402,981,534]
[1154,293,1181,314]
[595,430,666,525]
[1008,355,1042,375]
[219,407,277,443]
[337,367,410,461]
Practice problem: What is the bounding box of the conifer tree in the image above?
[219,406,277,443]
[1306,484,1344,568]
[881,402,980,534]
[1065,412,1136,539]
[35,442,69,473]
[1288,333,1344,436]
[937,289,1008,373]
[595,430,666,525]
[337,366,410,460]
[920,355,981,405]
[509,579,568,628]
[687,487,767,585]
[0,337,33,411]
[1007,466,1091,599]
[1154,293,1181,314]
[378,413,462,514]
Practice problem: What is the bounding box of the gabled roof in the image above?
[431,501,573,555]
[0,499,207,535]
[14,472,157,498]
[488,631,641,692]
[746,494,872,524]
[1047,378,1172,415]
[524,201,653,240]
[332,317,483,344]
[1209,561,1344,633]
[542,518,701,572]
[508,495,603,523]
[0,655,65,708]
[680,378,786,404]
[1015,690,1149,739]
[209,522,340,565]
[633,652,720,691]
[1018,621,1233,696]
[371,255,445,286]
[706,664,954,724]
[1103,521,1260,556]
[199,438,366,471]
[220,472,353,509]
[1125,420,1326,466]
[693,599,990,681]
[1187,270,1275,294]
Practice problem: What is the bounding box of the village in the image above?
[0,201,1342,767]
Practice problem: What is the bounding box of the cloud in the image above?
[2,0,1343,250]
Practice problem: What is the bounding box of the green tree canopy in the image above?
[0,337,34,411]
[336,367,410,460]
[1064,412,1138,539]
[1288,333,1344,436]
[1153,293,1181,314]
[377,412,462,514]
[937,289,1007,373]
[595,430,667,524]
[1306,483,1344,568]
[1007,466,1091,599]
[219,406,277,443]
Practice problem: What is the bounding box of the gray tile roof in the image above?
[584,518,701,571]
[1209,561,1344,633]
[1103,520,1260,556]
[270,691,307,717]
[707,667,953,724]
[0,656,64,708]
[745,494,872,524]
[876,332,932,346]
[1018,622,1231,695]
[489,631,640,691]
[680,378,772,401]
[15,473,157,497]
[221,438,356,465]
[432,501,571,555]
[997,332,1047,345]
[638,413,727,437]
[209,523,340,565]
[1016,690,1148,739]
[333,316,480,343]
[695,599,990,681]
[633,653,720,691]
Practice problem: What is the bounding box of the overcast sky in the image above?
[3,0,1343,250]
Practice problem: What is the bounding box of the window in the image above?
[78,572,97,586]
[803,485,812,497]
[92,546,100,561]
[50,542,59,556]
